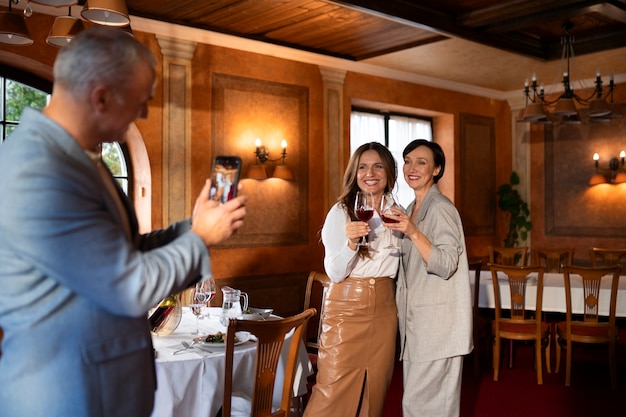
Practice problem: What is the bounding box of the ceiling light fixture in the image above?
[1,1,132,48]
[81,0,130,27]
[519,22,623,125]
[46,7,85,47]
[0,0,33,45]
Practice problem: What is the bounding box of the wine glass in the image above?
[381,193,403,249]
[354,191,374,247]
[189,280,211,334]
[189,302,204,335]
[202,277,217,318]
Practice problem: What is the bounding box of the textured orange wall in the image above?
[187,44,326,278]
[530,87,626,264]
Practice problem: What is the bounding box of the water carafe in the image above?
[220,286,249,326]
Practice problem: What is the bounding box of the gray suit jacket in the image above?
[396,185,473,363]
[0,108,212,417]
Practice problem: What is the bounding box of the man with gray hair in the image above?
[0,26,247,417]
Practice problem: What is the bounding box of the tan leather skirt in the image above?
[304,277,397,417]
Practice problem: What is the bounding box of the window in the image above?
[350,108,433,207]
[102,142,131,195]
[0,72,131,196]
[1,78,48,140]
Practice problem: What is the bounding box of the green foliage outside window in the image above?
[5,80,48,122]
[1,75,130,195]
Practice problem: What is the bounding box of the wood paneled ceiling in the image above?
[125,0,626,62]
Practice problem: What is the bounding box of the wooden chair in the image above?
[488,246,529,266]
[589,247,626,267]
[555,265,621,390]
[489,264,551,384]
[223,308,316,417]
[301,272,331,404]
[532,247,574,272]
[469,259,489,376]
[303,272,331,352]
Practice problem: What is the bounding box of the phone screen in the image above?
[209,156,242,203]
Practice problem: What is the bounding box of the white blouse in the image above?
[321,203,401,283]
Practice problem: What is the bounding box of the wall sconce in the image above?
[245,138,294,180]
[589,151,626,185]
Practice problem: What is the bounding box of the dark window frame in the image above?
[0,66,132,197]
[351,106,434,147]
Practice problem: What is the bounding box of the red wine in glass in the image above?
[381,214,399,223]
[356,209,374,221]
[381,193,404,249]
[354,191,374,246]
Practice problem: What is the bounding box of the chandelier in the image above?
[518,22,623,125]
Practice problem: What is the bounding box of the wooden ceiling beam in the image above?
[459,0,606,29]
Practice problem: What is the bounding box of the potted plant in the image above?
[496,171,532,247]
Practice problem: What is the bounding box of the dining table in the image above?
[150,307,312,417]
[472,270,626,317]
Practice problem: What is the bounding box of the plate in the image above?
[193,331,251,349]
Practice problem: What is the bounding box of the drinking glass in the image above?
[189,302,204,335]
[189,280,213,333]
[202,277,217,318]
[380,193,403,249]
[354,191,374,247]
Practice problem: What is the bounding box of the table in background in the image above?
[151,307,312,417]
[472,270,626,317]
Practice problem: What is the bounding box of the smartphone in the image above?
[209,156,242,203]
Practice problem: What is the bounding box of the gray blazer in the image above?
[396,185,473,363]
[0,108,212,417]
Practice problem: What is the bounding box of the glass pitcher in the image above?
[220,286,249,326]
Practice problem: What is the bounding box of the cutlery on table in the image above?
[172,341,196,355]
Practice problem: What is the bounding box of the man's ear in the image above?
[90,85,110,113]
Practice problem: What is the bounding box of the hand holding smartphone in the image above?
[209,156,242,204]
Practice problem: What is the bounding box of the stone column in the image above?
[319,67,347,212]
[156,36,197,224]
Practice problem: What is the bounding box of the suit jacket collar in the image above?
[408,184,441,224]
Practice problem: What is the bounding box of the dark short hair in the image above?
[402,139,445,183]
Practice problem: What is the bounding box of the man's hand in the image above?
[191,179,247,247]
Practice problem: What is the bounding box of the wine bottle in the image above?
[148,295,177,332]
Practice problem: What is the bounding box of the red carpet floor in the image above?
[381,327,626,417]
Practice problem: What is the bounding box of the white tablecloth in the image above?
[473,270,626,317]
[150,307,312,417]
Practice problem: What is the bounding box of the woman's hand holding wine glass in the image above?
[354,191,374,247]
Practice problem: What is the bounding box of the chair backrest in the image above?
[488,246,529,266]
[303,271,331,350]
[589,247,626,268]
[562,265,621,325]
[532,247,574,272]
[489,263,545,324]
[223,308,316,417]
